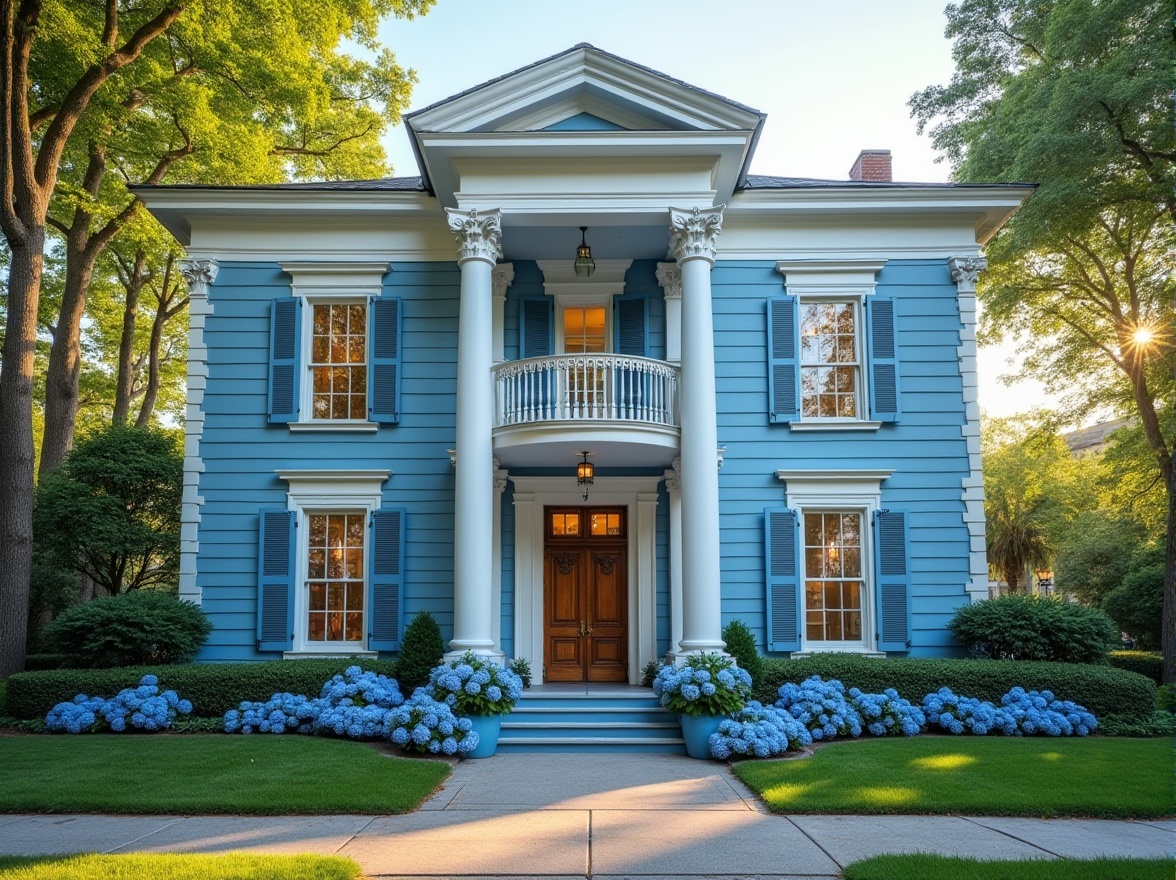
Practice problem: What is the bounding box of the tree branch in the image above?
[272,122,375,157]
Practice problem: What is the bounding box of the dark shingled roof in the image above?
[131,176,426,193]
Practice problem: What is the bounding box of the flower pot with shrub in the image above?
[652,653,752,758]
[427,652,524,757]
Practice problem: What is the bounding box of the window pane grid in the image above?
[800,301,859,418]
[803,511,863,642]
[307,512,365,642]
[563,306,607,354]
[311,303,367,420]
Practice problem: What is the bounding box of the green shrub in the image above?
[508,656,532,687]
[641,659,662,688]
[948,594,1117,664]
[722,619,763,686]
[1102,552,1164,650]
[42,591,211,667]
[396,612,446,692]
[753,654,1156,722]
[1108,651,1163,684]
[1098,710,1175,738]
[5,658,398,720]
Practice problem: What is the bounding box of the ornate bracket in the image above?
[593,552,620,575]
[553,552,577,575]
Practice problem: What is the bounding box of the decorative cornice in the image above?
[668,206,724,263]
[492,263,515,298]
[655,262,682,299]
[948,256,988,291]
[180,258,219,294]
[445,207,503,264]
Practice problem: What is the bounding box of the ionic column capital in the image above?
[656,262,682,299]
[948,256,988,292]
[180,259,219,296]
[446,208,503,264]
[668,206,724,264]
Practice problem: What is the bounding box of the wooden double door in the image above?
[543,507,628,682]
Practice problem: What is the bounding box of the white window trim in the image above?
[276,469,390,656]
[536,259,632,354]
[776,259,886,431]
[281,262,388,432]
[776,469,892,655]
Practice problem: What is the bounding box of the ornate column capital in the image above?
[663,457,681,493]
[668,206,724,264]
[492,263,515,299]
[180,259,219,295]
[494,460,510,493]
[948,256,988,291]
[446,208,503,264]
[656,262,682,299]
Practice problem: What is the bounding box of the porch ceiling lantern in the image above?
[576,451,594,500]
[574,227,595,277]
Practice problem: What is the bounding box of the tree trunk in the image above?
[112,253,146,426]
[1163,471,1175,685]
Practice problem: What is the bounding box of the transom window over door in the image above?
[803,511,863,643]
[311,302,367,420]
[563,306,607,353]
[800,302,859,418]
[306,511,365,642]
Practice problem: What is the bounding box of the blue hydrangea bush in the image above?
[44,675,193,734]
[922,687,1098,737]
[389,690,479,756]
[708,701,813,759]
[428,652,524,716]
[922,687,1009,735]
[652,653,752,717]
[849,687,925,737]
[774,676,863,740]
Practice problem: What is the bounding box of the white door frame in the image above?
[510,475,661,684]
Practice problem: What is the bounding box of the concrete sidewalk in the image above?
[2,753,1172,878]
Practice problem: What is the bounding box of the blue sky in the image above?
[376,0,1050,417]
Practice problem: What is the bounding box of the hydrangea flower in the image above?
[427,652,523,716]
[775,676,863,740]
[45,676,193,734]
[709,701,813,759]
[389,691,479,755]
[651,654,751,717]
[921,687,1097,737]
[849,687,924,737]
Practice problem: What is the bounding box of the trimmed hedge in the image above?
[5,658,399,720]
[754,655,1156,722]
[1108,651,1163,684]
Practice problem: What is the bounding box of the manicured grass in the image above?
[843,855,1176,880]
[734,736,1175,818]
[0,735,449,815]
[0,853,362,879]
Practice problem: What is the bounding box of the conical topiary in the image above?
[397,611,446,692]
[722,618,762,687]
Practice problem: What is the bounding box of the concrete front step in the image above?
[497,688,686,754]
[496,735,686,754]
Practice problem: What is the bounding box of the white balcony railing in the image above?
[493,354,680,429]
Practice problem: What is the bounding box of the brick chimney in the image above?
[848,149,892,182]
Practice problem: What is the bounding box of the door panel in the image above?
[544,549,587,682]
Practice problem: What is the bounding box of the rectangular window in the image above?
[803,511,864,643]
[310,302,368,420]
[562,306,607,354]
[800,302,859,418]
[306,511,365,643]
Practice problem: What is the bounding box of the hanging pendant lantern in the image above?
[576,451,594,500]
[574,226,595,277]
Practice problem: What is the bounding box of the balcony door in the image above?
[543,507,628,682]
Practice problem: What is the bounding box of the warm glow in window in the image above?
[800,302,859,418]
[804,511,863,642]
[307,512,365,642]
[563,306,607,353]
[551,512,581,536]
[590,512,622,536]
[311,303,367,420]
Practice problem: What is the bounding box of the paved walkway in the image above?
[2,753,1172,878]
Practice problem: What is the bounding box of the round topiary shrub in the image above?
[43,590,212,667]
[397,611,447,692]
[947,594,1117,664]
[722,619,763,686]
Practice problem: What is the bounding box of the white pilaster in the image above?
[663,459,683,653]
[446,208,503,661]
[669,206,727,657]
[492,461,509,652]
[178,258,218,606]
[656,262,682,363]
[949,255,990,605]
[492,263,514,364]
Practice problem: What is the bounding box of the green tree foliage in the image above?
[1054,512,1144,605]
[1102,548,1165,650]
[912,0,1176,682]
[948,594,1119,664]
[33,424,182,595]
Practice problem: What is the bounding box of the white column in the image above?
[178,258,218,607]
[669,206,727,656]
[445,208,503,661]
[491,263,514,364]
[949,255,991,605]
[663,459,683,653]
[656,262,682,363]
[491,461,509,652]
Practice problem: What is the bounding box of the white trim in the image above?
[788,421,882,432]
[510,475,662,685]
[280,262,388,297]
[294,295,369,428]
[288,421,379,433]
[276,469,391,503]
[776,469,894,487]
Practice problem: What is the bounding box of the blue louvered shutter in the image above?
[257,509,295,651]
[369,297,401,424]
[873,509,910,652]
[368,508,405,651]
[268,299,301,423]
[867,296,900,422]
[614,294,647,356]
[764,508,801,652]
[519,296,553,358]
[767,297,800,423]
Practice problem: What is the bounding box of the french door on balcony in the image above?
[543,507,628,682]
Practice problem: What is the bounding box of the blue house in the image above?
[140,45,1028,682]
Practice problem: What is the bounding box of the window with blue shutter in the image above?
[766,298,800,423]
[873,509,910,652]
[268,299,301,423]
[257,508,295,651]
[764,508,801,652]
[368,508,405,651]
[519,296,553,358]
[867,296,900,422]
[369,298,401,423]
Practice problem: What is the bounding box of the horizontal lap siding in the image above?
[712,260,971,657]
[196,261,460,661]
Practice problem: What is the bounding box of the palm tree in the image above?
[985,495,1052,592]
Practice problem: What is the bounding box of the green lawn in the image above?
[734,736,1175,818]
[843,855,1176,880]
[0,854,362,880]
[0,735,449,815]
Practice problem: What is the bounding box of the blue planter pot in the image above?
[680,713,724,759]
[466,714,502,758]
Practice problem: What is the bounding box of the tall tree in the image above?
[911,0,1176,682]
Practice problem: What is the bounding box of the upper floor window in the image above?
[563,305,607,353]
[800,302,860,419]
